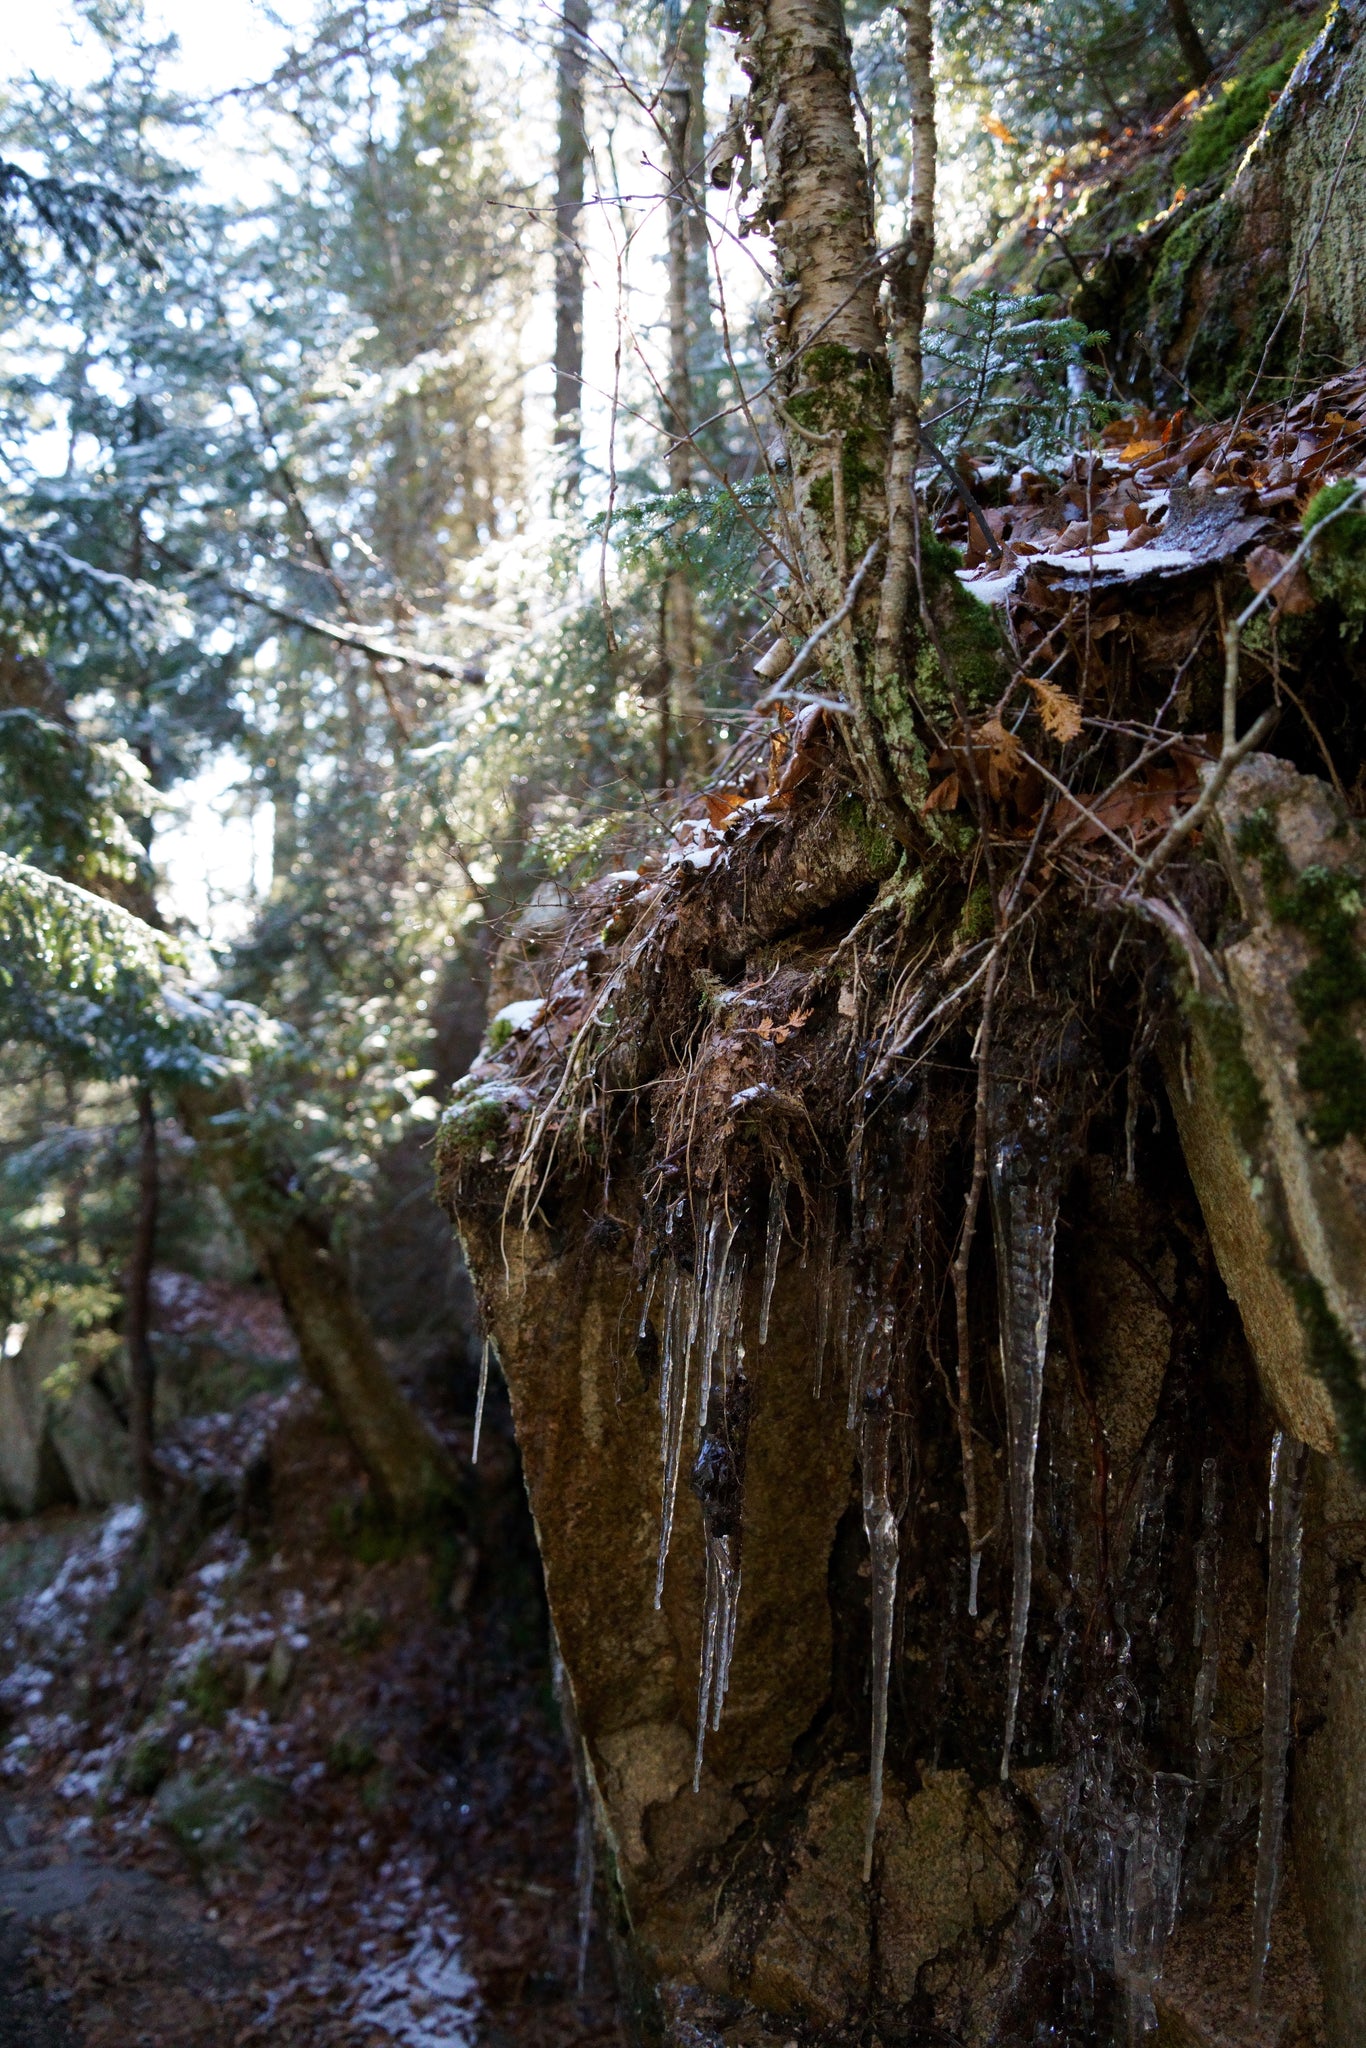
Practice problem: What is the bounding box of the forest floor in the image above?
[0,1382,626,2047]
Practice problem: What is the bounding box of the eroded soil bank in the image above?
[442,374,1366,2047]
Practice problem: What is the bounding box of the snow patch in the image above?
[349,1856,479,2047]
[491,998,545,1035]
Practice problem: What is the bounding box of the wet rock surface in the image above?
[443,780,1360,2043]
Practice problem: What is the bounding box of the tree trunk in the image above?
[661,0,714,783]
[554,0,590,501]
[1167,0,1212,86]
[180,1082,458,1521]
[124,1084,160,1504]
[719,0,1001,835]
[258,1213,456,1519]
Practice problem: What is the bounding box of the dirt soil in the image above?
[0,1384,626,2048]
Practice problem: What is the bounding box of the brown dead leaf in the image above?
[703,789,745,829]
[755,1016,774,1041]
[1027,677,1083,743]
[976,716,1024,800]
[924,772,961,812]
[1245,544,1317,617]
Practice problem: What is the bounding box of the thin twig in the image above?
[755,541,884,708]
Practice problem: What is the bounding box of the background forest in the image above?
[0,0,1341,2041]
[0,0,1277,1466]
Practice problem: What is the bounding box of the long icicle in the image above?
[1250,1429,1309,2008]
[691,1373,750,1788]
[861,1386,898,1881]
[472,1338,491,1464]
[655,1259,693,1606]
[989,1084,1062,1782]
[759,1173,786,1346]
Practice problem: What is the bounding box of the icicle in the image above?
[574,1785,595,1991]
[655,1261,694,1607]
[637,1262,659,1344]
[1191,1456,1221,1775]
[1116,1772,1191,2041]
[860,1387,898,1882]
[758,1174,786,1347]
[691,1377,750,1789]
[813,1226,837,1397]
[1250,1430,1308,2010]
[472,1338,491,1464]
[989,1085,1062,1782]
[697,1211,739,1432]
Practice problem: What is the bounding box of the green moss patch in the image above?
[1172,17,1320,193]
[1305,478,1366,631]
[1185,991,1269,1156]
[1236,807,1366,1146]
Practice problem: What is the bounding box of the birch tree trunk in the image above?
[662,0,714,783]
[718,0,1002,839]
[553,0,590,501]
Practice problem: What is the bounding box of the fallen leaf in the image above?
[755,1016,774,1041]
[1027,677,1083,742]
[703,789,745,829]
[976,716,1025,800]
[1245,544,1317,617]
[924,772,960,812]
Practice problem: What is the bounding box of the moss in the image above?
[435,1075,514,1169]
[156,1767,282,1873]
[1146,200,1220,341]
[121,1730,172,1798]
[954,881,994,948]
[1305,478,1366,630]
[1236,808,1366,1146]
[1172,17,1319,193]
[1285,1267,1366,1480]
[487,1014,514,1051]
[1185,991,1269,1156]
[181,1655,234,1728]
[327,1727,377,1776]
[911,540,1005,723]
[785,346,890,541]
[837,790,897,876]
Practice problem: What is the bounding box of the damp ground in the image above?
[0,1386,625,2048]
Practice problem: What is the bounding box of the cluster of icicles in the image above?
[631,1082,1069,1885]
[598,1073,1313,2023]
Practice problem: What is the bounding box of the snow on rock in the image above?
[490,998,545,1035]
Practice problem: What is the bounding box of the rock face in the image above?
[0,1313,135,1518]
[442,747,1366,2046]
[1171,753,1366,1474]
